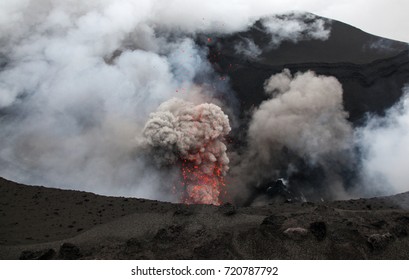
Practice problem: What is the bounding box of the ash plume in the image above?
[0,0,343,203]
[229,69,354,204]
[256,69,352,165]
[143,98,231,205]
[0,0,243,200]
[0,0,406,206]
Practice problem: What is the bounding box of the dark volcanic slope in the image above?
[202,16,409,124]
[0,177,172,246]
[215,18,408,65]
[2,177,409,260]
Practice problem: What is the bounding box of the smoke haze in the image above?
[233,13,331,59]
[262,13,330,48]
[0,0,234,200]
[0,0,339,202]
[356,87,409,197]
[0,0,408,204]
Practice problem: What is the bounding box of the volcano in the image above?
[1,12,409,259]
[203,15,409,124]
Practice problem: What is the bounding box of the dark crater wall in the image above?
[199,17,409,126]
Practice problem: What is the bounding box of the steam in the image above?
[234,39,262,60]
[233,13,331,59]
[356,87,409,196]
[0,0,338,203]
[0,0,231,200]
[0,33,219,200]
[262,13,331,48]
[229,69,354,203]
[143,98,231,204]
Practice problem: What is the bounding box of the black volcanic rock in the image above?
[392,224,408,238]
[260,215,286,232]
[219,202,237,216]
[193,232,237,259]
[310,221,327,241]
[154,225,183,242]
[58,243,82,260]
[367,233,394,251]
[19,249,56,260]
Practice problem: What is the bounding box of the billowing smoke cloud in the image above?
[256,69,352,164]
[0,0,338,203]
[1,0,407,206]
[356,87,409,197]
[0,0,235,201]
[229,69,354,204]
[143,98,231,204]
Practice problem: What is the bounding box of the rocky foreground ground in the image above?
[1,177,409,259]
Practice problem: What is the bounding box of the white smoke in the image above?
[1,0,406,205]
[233,13,331,60]
[0,0,226,200]
[0,34,215,199]
[0,0,336,202]
[356,87,409,196]
[230,69,354,202]
[234,39,262,60]
[262,13,331,48]
[143,98,231,204]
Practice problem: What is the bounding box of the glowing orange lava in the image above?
[181,161,225,205]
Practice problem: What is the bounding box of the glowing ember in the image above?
[143,97,231,205]
[181,161,225,205]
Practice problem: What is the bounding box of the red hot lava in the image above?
[143,97,231,206]
[181,161,226,205]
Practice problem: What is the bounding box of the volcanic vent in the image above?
[143,98,231,205]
